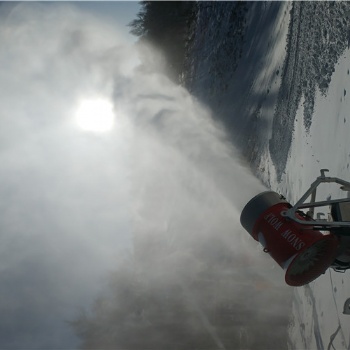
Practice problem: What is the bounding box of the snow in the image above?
[0,1,347,348]
[284,49,350,350]
[259,45,350,350]
[187,2,350,349]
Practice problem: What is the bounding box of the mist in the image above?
[0,3,292,349]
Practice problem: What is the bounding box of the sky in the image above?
[2,1,141,40]
[66,1,141,40]
[0,2,141,348]
[0,2,287,349]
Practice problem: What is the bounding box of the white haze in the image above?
[0,3,286,349]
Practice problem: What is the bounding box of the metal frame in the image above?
[281,169,350,231]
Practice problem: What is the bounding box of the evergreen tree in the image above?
[128,1,196,82]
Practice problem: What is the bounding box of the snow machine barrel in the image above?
[240,191,339,286]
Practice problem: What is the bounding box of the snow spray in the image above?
[0,3,291,348]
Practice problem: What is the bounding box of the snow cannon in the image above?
[240,191,338,286]
[241,170,350,287]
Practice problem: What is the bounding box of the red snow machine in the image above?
[240,169,350,287]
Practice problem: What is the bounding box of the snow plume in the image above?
[0,3,291,349]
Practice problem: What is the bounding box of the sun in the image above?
[75,98,115,133]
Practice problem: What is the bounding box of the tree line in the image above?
[128,1,196,82]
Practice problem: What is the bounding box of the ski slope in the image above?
[187,2,350,348]
[260,48,350,350]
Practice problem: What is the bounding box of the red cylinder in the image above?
[240,192,339,286]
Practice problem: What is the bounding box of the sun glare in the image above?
[76,98,115,133]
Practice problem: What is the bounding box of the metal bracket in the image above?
[281,170,350,231]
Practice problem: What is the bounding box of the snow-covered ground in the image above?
[255,8,350,350]
[187,2,350,349]
[260,47,350,350]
